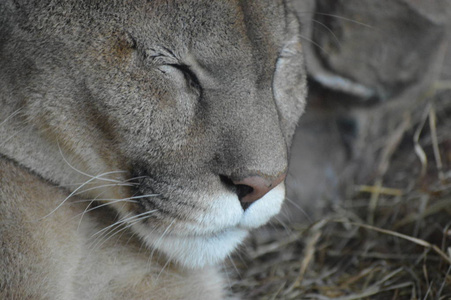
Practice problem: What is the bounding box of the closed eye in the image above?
[146,47,203,95]
[168,64,202,92]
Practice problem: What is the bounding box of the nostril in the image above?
[220,175,255,210]
[235,184,254,200]
[236,184,255,210]
[220,172,287,210]
[233,176,273,204]
[220,175,253,199]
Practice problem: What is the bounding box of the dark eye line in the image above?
[169,63,202,91]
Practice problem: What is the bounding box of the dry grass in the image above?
[229,86,451,299]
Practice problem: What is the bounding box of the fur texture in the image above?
[0,0,307,298]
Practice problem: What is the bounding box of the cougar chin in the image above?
[136,184,285,269]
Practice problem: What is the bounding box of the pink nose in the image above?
[232,172,286,204]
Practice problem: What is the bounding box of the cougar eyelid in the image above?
[168,63,202,92]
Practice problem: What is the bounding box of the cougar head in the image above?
[0,0,306,268]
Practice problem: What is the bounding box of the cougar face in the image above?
[0,0,306,268]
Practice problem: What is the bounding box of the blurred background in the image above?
[231,1,451,299]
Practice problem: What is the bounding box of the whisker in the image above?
[226,254,240,279]
[222,262,233,293]
[88,198,139,203]
[71,198,136,204]
[72,183,135,196]
[59,182,100,187]
[273,216,293,234]
[78,198,140,218]
[0,126,28,147]
[92,218,143,252]
[59,177,140,187]
[156,256,173,281]
[231,247,247,270]
[124,229,140,249]
[126,194,160,200]
[314,12,375,29]
[298,33,331,56]
[311,19,342,47]
[76,189,109,231]
[57,140,127,183]
[294,10,374,29]
[91,210,158,239]
[89,212,131,242]
[87,212,136,253]
[112,217,148,248]
[34,170,130,221]
[75,197,140,231]
[284,197,314,224]
[122,175,150,183]
[0,107,23,127]
[89,210,159,254]
[149,219,176,264]
[87,215,134,254]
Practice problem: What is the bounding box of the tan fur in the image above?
[0,0,307,298]
[1,158,226,299]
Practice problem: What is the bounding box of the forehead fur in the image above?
[5,0,290,84]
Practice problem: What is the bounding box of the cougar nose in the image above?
[232,172,286,209]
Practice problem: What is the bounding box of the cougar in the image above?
[0,0,307,299]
